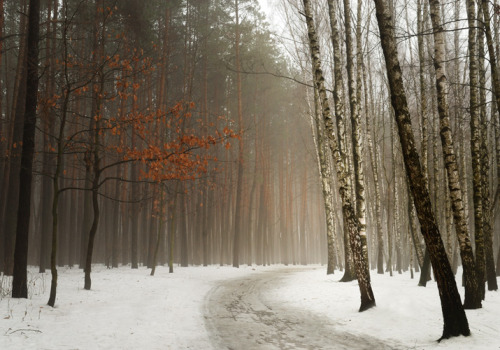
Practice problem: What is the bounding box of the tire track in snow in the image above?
[204,267,398,350]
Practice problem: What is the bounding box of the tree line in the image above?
[288,0,499,340]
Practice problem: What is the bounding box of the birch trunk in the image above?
[392,120,402,274]
[373,0,470,339]
[465,0,486,300]
[343,0,370,278]
[416,0,433,287]
[303,0,375,312]
[327,0,356,282]
[480,0,499,291]
[364,51,384,274]
[417,0,429,184]
[407,180,424,268]
[477,6,496,293]
[428,0,482,309]
[311,84,336,274]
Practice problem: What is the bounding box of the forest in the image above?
[0,0,499,344]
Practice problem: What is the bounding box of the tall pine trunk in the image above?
[3,1,28,276]
[232,0,244,268]
[11,0,40,298]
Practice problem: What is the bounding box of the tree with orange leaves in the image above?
[38,1,238,304]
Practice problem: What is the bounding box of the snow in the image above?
[271,267,500,350]
[0,265,499,349]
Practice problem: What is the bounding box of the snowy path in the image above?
[204,267,397,350]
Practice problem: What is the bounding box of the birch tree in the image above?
[479,0,499,292]
[343,0,369,280]
[465,0,487,301]
[302,0,375,312]
[311,83,337,274]
[326,0,356,282]
[373,0,470,339]
[416,0,432,287]
[427,0,481,309]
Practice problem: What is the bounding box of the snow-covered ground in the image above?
[0,265,498,349]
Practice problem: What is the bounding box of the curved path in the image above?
[203,267,397,350]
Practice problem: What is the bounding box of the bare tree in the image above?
[427,0,482,309]
[479,0,499,292]
[373,0,470,339]
[326,0,356,282]
[302,0,375,312]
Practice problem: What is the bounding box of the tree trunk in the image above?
[232,0,244,268]
[39,0,58,273]
[343,0,370,280]
[373,0,470,339]
[427,0,482,308]
[417,0,430,187]
[496,244,500,277]
[84,1,104,289]
[365,53,384,274]
[47,151,60,306]
[303,0,375,312]
[326,0,356,283]
[11,0,40,298]
[150,187,164,276]
[168,183,179,273]
[130,82,139,270]
[84,94,102,290]
[47,60,71,306]
[407,181,424,268]
[84,176,99,290]
[311,80,336,274]
[479,0,499,292]
[79,169,91,269]
[392,118,402,275]
[180,187,188,267]
[111,166,121,268]
[415,0,432,288]
[0,0,3,134]
[465,0,486,301]
[3,3,28,276]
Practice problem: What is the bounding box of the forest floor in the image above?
[0,264,498,349]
